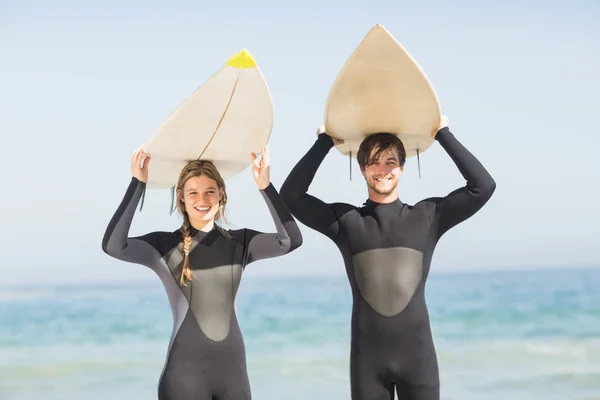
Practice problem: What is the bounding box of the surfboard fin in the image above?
[139,185,146,211]
[169,186,176,215]
[349,151,352,181]
[416,148,421,179]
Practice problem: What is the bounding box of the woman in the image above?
[102,145,303,400]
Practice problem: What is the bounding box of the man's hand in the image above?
[316,124,344,146]
[433,115,449,138]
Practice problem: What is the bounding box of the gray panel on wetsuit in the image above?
[352,247,423,317]
[189,264,242,342]
[166,244,243,342]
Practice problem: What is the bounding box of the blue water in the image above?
[1,267,599,400]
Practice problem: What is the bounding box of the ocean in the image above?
[1,267,599,400]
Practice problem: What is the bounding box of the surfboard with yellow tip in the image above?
[143,48,273,189]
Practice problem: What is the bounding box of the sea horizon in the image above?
[2,265,599,400]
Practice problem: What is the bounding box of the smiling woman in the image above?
[174,160,232,286]
[101,146,303,400]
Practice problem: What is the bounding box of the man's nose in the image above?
[376,164,389,173]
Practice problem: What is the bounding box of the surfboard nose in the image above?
[226,48,257,69]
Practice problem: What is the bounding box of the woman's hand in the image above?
[251,146,270,190]
[131,146,151,183]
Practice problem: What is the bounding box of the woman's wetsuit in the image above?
[102,177,302,400]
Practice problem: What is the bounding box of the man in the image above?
[280,116,496,400]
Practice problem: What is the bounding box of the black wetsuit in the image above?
[280,127,496,400]
[102,177,302,400]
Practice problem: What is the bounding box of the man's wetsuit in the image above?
[280,127,496,400]
[102,177,302,400]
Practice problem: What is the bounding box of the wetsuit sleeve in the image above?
[280,134,343,239]
[434,127,496,237]
[102,177,161,268]
[243,183,303,266]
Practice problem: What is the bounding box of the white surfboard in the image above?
[324,24,441,158]
[143,49,273,189]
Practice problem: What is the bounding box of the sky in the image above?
[1,0,599,285]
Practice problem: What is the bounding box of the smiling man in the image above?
[280,117,496,400]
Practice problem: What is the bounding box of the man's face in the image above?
[360,146,403,196]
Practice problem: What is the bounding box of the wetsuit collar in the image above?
[363,198,404,215]
[189,222,218,238]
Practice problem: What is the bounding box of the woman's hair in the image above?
[176,160,229,286]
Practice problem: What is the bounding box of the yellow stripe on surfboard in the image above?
[226,48,257,69]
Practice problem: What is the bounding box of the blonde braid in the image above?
[180,212,193,286]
